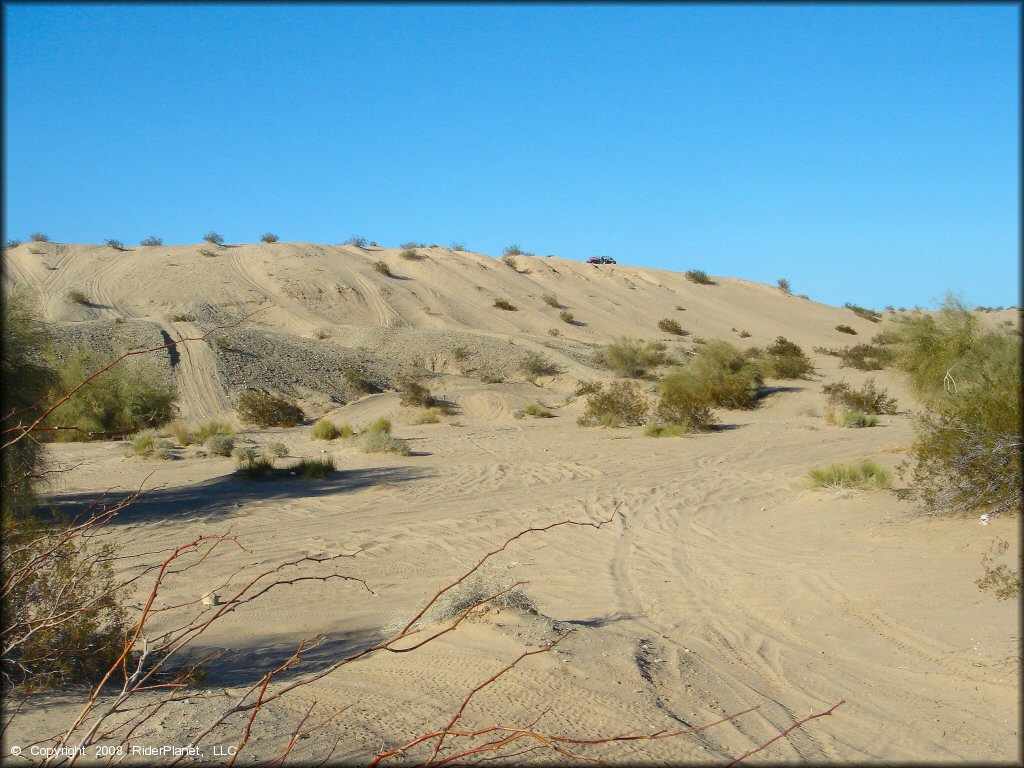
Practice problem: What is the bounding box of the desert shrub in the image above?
[311,419,341,440]
[572,379,602,398]
[599,338,668,378]
[140,236,162,247]
[542,293,560,308]
[364,417,392,435]
[756,336,815,379]
[205,432,236,456]
[3,512,130,687]
[653,380,718,432]
[519,351,561,379]
[559,310,576,325]
[291,456,335,478]
[355,432,411,455]
[838,343,892,371]
[479,368,505,384]
[660,340,762,410]
[524,403,553,418]
[48,350,176,440]
[67,290,90,306]
[407,407,442,424]
[808,460,891,490]
[835,324,857,335]
[127,429,171,459]
[548,328,561,336]
[237,389,304,427]
[260,232,279,243]
[501,254,519,270]
[202,232,224,245]
[343,368,377,395]
[577,381,650,427]
[685,269,716,285]
[450,241,467,251]
[503,245,525,257]
[267,441,289,457]
[193,420,234,442]
[738,330,751,338]
[843,303,882,323]
[399,378,439,408]
[172,313,196,322]
[976,539,1022,601]
[104,239,126,250]
[777,278,792,294]
[344,235,368,248]
[657,318,686,336]
[420,564,536,625]
[840,411,878,428]
[235,448,275,479]
[822,379,897,415]
[5,239,22,248]
[29,233,49,243]
[399,248,421,260]
[644,422,692,438]
[373,260,392,276]
[199,248,218,258]
[493,298,516,311]
[163,419,193,446]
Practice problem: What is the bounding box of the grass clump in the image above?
[542,293,560,308]
[235,448,275,478]
[493,298,516,311]
[524,403,553,418]
[266,442,289,457]
[844,303,883,323]
[685,269,716,285]
[822,379,897,415]
[355,431,411,455]
[644,422,692,438]
[127,429,172,459]
[205,433,236,457]
[373,260,392,276]
[311,419,341,440]
[577,381,650,427]
[291,456,335,478]
[519,351,561,380]
[193,420,234,442]
[67,290,90,306]
[835,324,857,335]
[164,419,193,446]
[598,338,668,378]
[807,460,892,490]
[657,318,686,336]
[399,248,421,260]
[237,389,304,427]
[840,411,879,428]
[364,417,392,435]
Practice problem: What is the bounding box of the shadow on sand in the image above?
[45,465,432,525]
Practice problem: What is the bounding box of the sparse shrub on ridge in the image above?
[5,239,22,248]
[202,232,224,245]
[374,260,392,276]
[104,239,126,250]
[345,235,369,248]
[261,232,279,243]
[450,241,467,251]
[501,254,519,271]
[140,236,162,247]
[657,318,686,336]
[843,303,882,323]
[685,269,716,285]
[29,233,49,243]
[777,278,792,294]
[577,381,650,427]
[399,248,421,260]
[599,338,668,378]
[237,389,304,427]
[503,245,526,257]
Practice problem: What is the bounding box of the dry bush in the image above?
[205,432,235,456]
[652,381,718,433]
[560,310,576,325]
[685,269,716,285]
[577,381,650,427]
[822,379,897,415]
[365,416,392,435]
[542,293,560,308]
[399,248,422,260]
[29,232,49,243]
[843,302,883,323]
[355,431,411,455]
[598,338,668,378]
[777,278,792,294]
[238,389,304,427]
[66,289,90,305]
[311,418,341,440]
[374,260,393,276]
[163,418,193,446]
[6,239,23,248]
[407,407,442,424]
[266,441,289,457]
[140,236,162,246]
[127,428,172,459]
[519,351,561,380]
[657,318,686,336]
[493,298,516,311]
[835,324,857,335]
[202,231,224,245]
[104,238,127,250]
[261,232,279,243]
[345,235,369,247]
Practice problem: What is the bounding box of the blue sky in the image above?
[3,3,1019,309]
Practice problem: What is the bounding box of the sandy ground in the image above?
[2,242,1019,764]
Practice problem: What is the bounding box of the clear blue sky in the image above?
[4,3,1019,309]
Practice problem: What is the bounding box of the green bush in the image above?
[755,336,815,379]
[355,431,411,455]
[519,352,561,380]
[660,340,762,410]
[835,324,857,335]
[399,378,436,408]
[193,420,234,442]
[577,381,649,427]
[808,460,891,489]
[164,419,193,446]
[822,379,897,415]
[524,403,553,418]
[127,429,172,459]
[657,318,686,336]
[542,293,560,308]
[267,441,289,457]
[48,350,176,441]
[291,457,335,478]
[311,419,341,440]
[559,310,576,324]
[653,381,718,432]
[644,422,692,438]
[364,417,392,435]
[599,338,668,378]
[493,298,516,311]
[840,411,878,428]
[237,389,304,427]
[205,433,235,456]
[235,448,275,478]
[685,269,716,285]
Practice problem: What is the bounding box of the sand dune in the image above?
[3,241,1018,763]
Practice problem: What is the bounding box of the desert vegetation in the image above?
[577,381,650,427]
[658,340,762,411]
[777,278,792,294]
[808,459,892,490]
[140,236,162,246]
[237,389,304,427]
[374,260,393,276]
[835,324,857,335]
[685,269,716,285]
[493,298,516,310]
[202,231,224,245]
[598,337,668,378]
[844,302,883,323]
[657,318,686,335]
[261,232,280,243]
